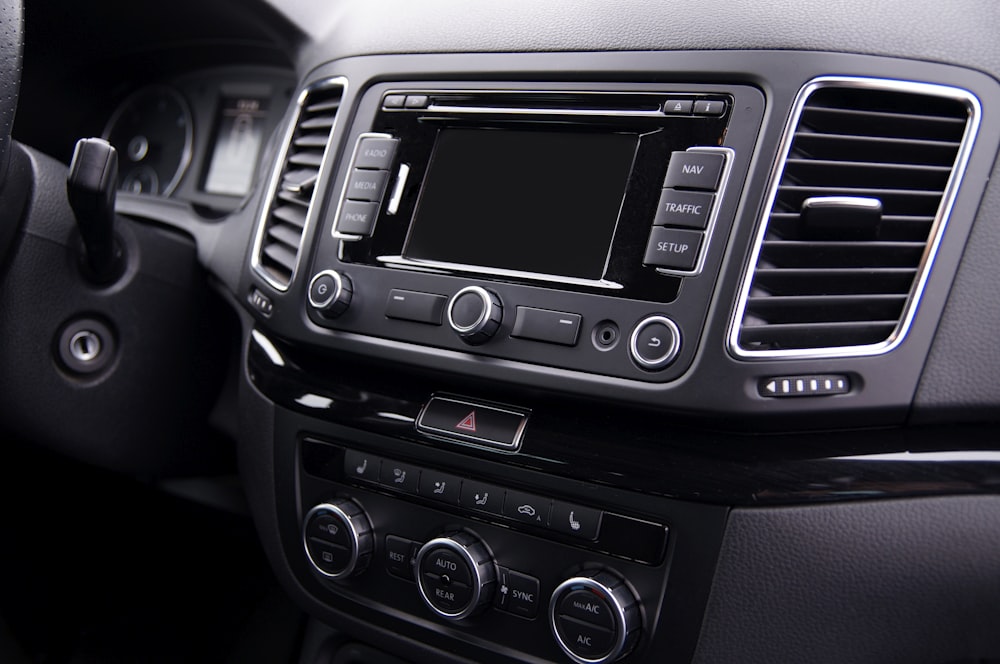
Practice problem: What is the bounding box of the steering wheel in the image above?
[0,0,22,191]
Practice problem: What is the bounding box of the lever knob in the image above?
[67,138,122,282]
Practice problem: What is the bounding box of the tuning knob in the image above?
[308,270,353,318]
[446,286,502,345]
[302,498,373,579]
[549,570,641,664]
[414,531,496,620]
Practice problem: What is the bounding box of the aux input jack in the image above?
[592,321,620,351]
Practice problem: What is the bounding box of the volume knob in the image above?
[446,286,502,345]
[308,270,353,319]
[549,571,641,664]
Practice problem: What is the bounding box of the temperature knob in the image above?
[302,498,373,579]
[414,531,496,620]
[549,571,641,664]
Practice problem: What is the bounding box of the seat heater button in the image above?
[343,449,381,483]
[378,460,420,494]
[418,470,462,505]
[459,480,505,515]
[550,502,603,540]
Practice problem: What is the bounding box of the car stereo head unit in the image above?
[305,83,763,382]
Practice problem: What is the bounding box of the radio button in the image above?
[354,137,399,171]
[663,151,725,190]
[654,189,714,229]
[385,289,447,325]
[337,200,379,235]
[511,307,581,347]
[629,316,681,371]
[643,227,703,271]
[345,169,389,202]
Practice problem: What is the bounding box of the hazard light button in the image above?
[416,396,529,451]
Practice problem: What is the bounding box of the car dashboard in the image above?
[3,1,1000,664]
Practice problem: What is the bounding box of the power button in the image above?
[628,316,681,370]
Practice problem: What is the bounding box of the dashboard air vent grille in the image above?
[732,78,978,358]
[252,81,344,291]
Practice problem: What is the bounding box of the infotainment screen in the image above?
[403,128,638,281]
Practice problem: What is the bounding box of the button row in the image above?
[662,98,726,116]
[335,133,399,236]
[382,94,429,110]
[643,149,727,273]
[343,449,603,541]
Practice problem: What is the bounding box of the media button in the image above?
[653,190,714,229]
[550,502,602,540]
[345,169,389,202]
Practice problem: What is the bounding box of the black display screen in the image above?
[203,97,269,196]
[403,128,638,281]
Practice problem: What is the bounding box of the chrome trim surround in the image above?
[446,286,494,334]
[386,162,410,216]
[251,77,347,292]
[728,76,982,360]
[307,269,344,310]
[331,131,395,241]
[654,146,735,278]
[628,315,681,370]
[415,395,529,453]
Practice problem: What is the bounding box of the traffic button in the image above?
[653,189,714,229]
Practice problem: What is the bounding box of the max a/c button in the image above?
[417,397,528,450]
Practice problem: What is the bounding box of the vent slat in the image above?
[735,81,971,354]
[271,204,308,229]
[267,223,302,249]
[253,82,344,290]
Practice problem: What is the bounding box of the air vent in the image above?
[731,77,979,358]
[252,80,345,291]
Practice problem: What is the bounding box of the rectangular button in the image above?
[345,169,389,202]
[510,307,581,346]
[404,95,429,108]
[663,99,693,115]
[378,460,420,495]
[385,535,418,580]
[550,502,603,540]
[418,469,462,505]
[693,100,726,116]
[383,94,406,109]
[654,189,714,229]
[506,571,541,619]
[354,137,399,170]
[643,227,704,271]
[417,397,528,450]
[385,289,447,325]
[336,200,379,235]
[503,490,551,527]
[460,480,505,516]
[343,449,381,483]
[663,151,725,190]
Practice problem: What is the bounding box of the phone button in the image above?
[550,502,603,540]
[343,449,382,483]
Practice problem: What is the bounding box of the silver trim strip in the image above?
[728,76,982,360]
[386,163,410,216]
[425,103,666,118]
[379,256,625,290]
[801,196,883,212]
[415,395,529,452]
[653,146,735,278]
[251,77,348,292]
[331,131,395,241]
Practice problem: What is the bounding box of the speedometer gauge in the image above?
[103,86,193,196]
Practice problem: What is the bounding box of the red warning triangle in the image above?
[455,411,477,432]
